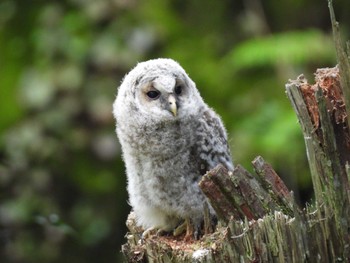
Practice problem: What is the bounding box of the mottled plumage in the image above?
[113,58,233,235]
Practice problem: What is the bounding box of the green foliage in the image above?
[228,30,335,70]
[0,0,344,262]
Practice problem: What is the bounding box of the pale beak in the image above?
[168,95,177,116]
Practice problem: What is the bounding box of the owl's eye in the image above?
[146,90,160,99]
[174,85,182,95]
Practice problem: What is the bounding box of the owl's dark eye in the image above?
[146,90,160,99]
[174,85,182,95]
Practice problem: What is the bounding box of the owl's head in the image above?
[114,58,204,123]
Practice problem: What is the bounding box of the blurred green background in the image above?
[0,0,349,262]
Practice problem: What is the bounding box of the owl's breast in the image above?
[119,115,206,218]
[120,117,197,158]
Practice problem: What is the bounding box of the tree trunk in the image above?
[121,2,350,262]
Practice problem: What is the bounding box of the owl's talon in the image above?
[173,218,203,240]
[173,220,187,236]
[185,218,200,240]
[141,227,156,241]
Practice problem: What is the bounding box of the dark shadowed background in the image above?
[1,0,349,262]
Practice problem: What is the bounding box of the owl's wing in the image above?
[195,109,234,175]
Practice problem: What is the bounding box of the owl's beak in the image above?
[168,95,177,116]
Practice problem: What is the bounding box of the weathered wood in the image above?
[199,165,242,221]
[328,0,350,125]
[286,66,350,259]
[200,159,294,224]
[252,156,294,215]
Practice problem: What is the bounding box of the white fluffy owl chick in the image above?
[113,58,233,237]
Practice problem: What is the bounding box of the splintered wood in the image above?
[200,158,293,223]
[300,66,347,128]
[291,66,350,165]
[286,65,350,261]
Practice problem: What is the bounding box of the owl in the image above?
[113,58,233,238]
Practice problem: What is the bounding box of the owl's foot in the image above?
[173,220,187,237]
[141,226,173,243]
[173,218,201,240]
[185,217,195,240]
[140,226,156,242]
[186,217,202,240]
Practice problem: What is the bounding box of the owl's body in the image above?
[113,58,233,233]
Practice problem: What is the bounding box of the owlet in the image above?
[113,58,233,237]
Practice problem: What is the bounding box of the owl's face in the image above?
[116,59,204,122]
[135,73,190,119]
